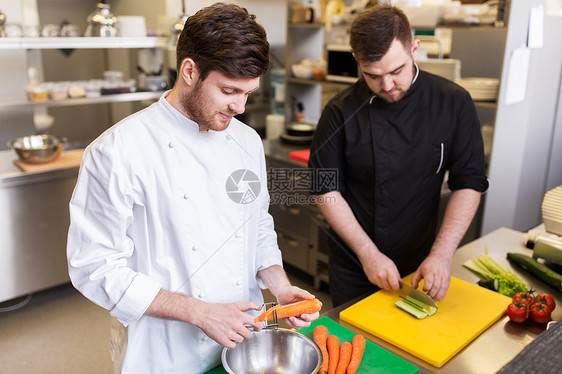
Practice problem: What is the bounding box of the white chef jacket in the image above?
[67,91,283,373]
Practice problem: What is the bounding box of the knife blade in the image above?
[397,281,438,315]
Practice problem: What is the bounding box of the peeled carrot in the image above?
[254,298,322,322]
[313,325,329,374]
[346,334,366,374]
[254,304,281,322]
[327,335,340,374]
[335,341,352,374]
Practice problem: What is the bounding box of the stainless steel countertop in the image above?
[0,149,79,187]
[263,138,310,166]
[322,227,561,373]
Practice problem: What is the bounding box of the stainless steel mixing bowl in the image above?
[8,134,67,164]
[221,328,322,374]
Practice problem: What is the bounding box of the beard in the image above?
[180,80,236,132]
[376,87,408,103]
[374,63,417,104]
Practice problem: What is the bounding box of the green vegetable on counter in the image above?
[463,247,529,297]
[507,252,562,290]
[477,278,499,291]
[394,296,435,319]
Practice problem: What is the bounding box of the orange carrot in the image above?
[335,341,352,374]
[313,325,329,374]
[254,298,322,323]
[346,334,366,374]
[327,335,340,374]
[254,304,281,322]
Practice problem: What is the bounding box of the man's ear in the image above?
[179,58,198,86]
[411,39,421,62]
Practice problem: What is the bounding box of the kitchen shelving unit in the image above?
[0,91,163,110]
[0,36,168,111]
[0,36,167,304]
[0,36,167,50]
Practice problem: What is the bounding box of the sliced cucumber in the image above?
[478,278,499,291]
[395,299,428,319]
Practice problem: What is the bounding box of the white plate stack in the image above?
[418,58,461,82]
[542,185,562,235]
[455,77,499,101]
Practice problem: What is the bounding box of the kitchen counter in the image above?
[262,138,310,166]
[0,149,79,187]
[322,227,561,373]
[0,149,79,303]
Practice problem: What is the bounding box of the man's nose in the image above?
[229,95,247,115]
[382,75,394,91]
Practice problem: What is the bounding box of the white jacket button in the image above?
[168,141,175,149]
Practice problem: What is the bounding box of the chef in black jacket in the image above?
[308,4,489,307]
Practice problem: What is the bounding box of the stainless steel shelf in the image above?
[286,77,351,87]
[0,36,167,50]
[288,23,324,29]
[0,91,163,110]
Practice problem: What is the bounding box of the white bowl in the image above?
[291,64,314,79]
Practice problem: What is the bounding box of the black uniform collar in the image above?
[369,62,421,106]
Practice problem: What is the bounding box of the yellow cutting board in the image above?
[340,275,511,367]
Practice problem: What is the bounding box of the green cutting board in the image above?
[207,316,418,374]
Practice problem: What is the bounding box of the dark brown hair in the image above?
[176,3,269,80]
[350,5,412,63]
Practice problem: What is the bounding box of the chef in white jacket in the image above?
[66,3,319,373]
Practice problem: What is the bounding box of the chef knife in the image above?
[397,281,438,315]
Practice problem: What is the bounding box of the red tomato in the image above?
[512,292,534,305]
[534,293,556,312]
[506,302,528,323]
[529,302,551,324]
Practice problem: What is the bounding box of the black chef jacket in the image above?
[308,70,489,277]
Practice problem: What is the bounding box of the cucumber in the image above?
[477,278,499,291]
[507,252,562,290]
[394,298,428,319]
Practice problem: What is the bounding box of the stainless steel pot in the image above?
[0,8,7,37]
[84,2,118,37]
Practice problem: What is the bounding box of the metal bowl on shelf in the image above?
[221,328,322,374]
[8,134,67,164]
